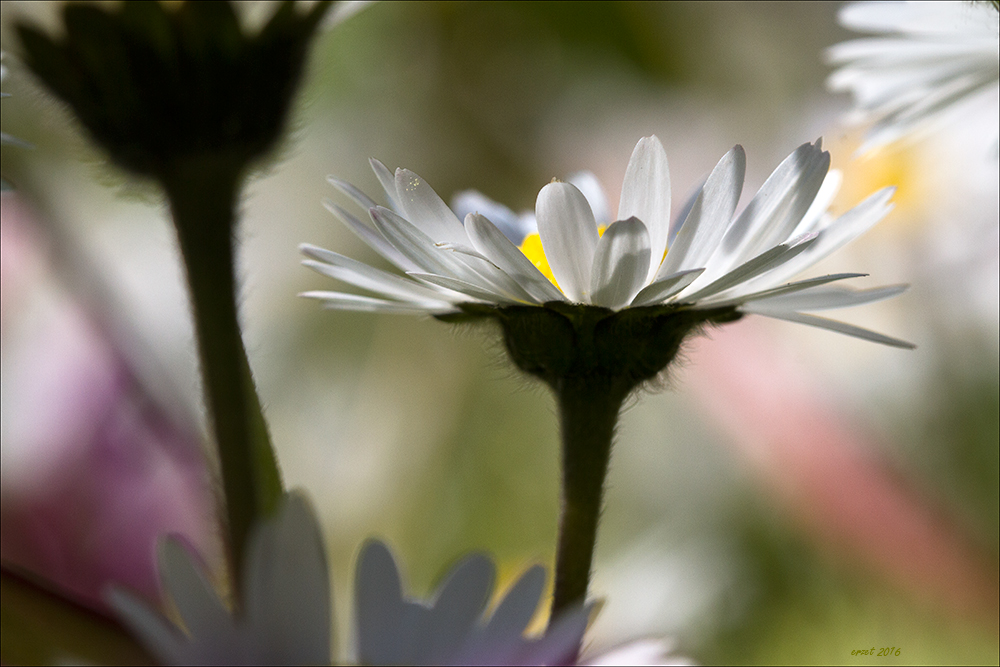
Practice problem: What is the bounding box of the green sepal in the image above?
[460,301,740,392]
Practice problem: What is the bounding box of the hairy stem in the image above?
[164,158,281,598]
[550,376,627,625]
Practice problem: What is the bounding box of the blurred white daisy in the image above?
[303,135,911,347]
[356,539,697,666]
[108,493,331,666]
[355,540,695,665]
[827,0,1000,154]
[355,540,590,665]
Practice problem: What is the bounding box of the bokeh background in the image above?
[2,2,998,664]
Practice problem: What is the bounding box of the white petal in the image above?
[107,588,186,665]
[744,309,916,349]
[618,136,671,282]
[370,206,472,277]
[300,290,453,314]
[568,171,611,225]
[536,182,599,302]
[372,206,536,301]
[812,186,896,252]
[758,187,895,287]
[394,168,469,246]
[583,639,693,667]
[356,541,410,666]
[437,239,541,302]
[859,70,998,153]
[301,245,458,303]
[589,217,652,309]
[669,179,705,248]
[465,213,564,302]
[828,38,993,68]
[517,605,592,666]
[450,250,541,303]
[746,283,908,312]
[700,272,868,308]
[451,190,526,243]
[244,494,330,665]
[658,145,745,279]
[369,158,400,210]
[710,141,829,276]
[789,169,842,238]
[409,272,517,304]
[838,1,996,37]
[630,268,705,307]
[327,175,378,211]
[323,199,419,272]
[422,555,495,664]
[159,540,231,635]
[482,565,546,640]
[681,234,818,303]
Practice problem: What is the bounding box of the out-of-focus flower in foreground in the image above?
[1,195,215,610]
[304,135,911,347]
[355,540,591,665]
[827,0,1000,155]
[108,493,331,666]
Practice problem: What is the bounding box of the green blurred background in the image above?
[1,2,997,664]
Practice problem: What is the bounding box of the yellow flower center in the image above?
[829,133,931,232]
[518,226,607,292]
[518,233,558,287]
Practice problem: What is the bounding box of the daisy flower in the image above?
[108,493,331,666]
[355,540,591,666]
[303,135,910,348]
[302,133,912,635]
[354,539,692,665]
[827,0,1000,154]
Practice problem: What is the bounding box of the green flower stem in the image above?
[550,377,628,621]
[454,301,741,654]
[163,157,282,595]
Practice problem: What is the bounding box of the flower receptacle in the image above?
[447,301,741,395]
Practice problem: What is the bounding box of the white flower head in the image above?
[355,540,592,666]
[303,135,911,348]
[827,0,1000,154]
[107,493,331,666]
